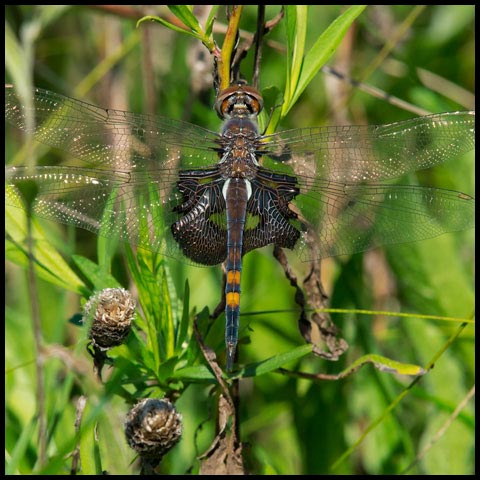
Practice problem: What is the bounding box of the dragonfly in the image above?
[5,83,475,370]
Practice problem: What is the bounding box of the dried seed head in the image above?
[125,398,183,461]
[83,288,135,350]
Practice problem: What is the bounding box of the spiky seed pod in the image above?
[83,288,135,350]
[125,398,183,463]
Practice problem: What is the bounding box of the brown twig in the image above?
[273,245,348,361]
[251,5,266,89]
[192,314,231,400]
[193,314,244,474]
[70,395,87,475]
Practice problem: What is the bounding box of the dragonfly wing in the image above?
[292,180,475,261]
[5,85,227,264]
[5,85,221,172]
[260,111,475,182]
[5,165,207,263]
[257,111,475,260]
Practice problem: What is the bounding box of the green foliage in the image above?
[274,5,366,130]
[5,4,474,475]
[6,187,86,295]
[137,5,219,52]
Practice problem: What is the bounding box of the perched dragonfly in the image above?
[5,83,475,370]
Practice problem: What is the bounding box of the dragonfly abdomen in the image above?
[223,177,251,370]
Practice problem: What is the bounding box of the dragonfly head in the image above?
[215,82,263,120]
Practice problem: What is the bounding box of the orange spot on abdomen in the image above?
[227,270,241,285]
[226,292,240,308]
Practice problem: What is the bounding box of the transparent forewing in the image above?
[260,111,475,182]
[292,180,475,260]
[5,165,196,260]
[5,85,225,263]
[5,85,222,172]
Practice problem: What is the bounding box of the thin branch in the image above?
[400,385,475,474]
[251,5,265,89]
[193,313,244,473]
[70,395,87,475]
[218,5,243,90]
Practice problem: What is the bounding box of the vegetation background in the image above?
[5,5,474,475]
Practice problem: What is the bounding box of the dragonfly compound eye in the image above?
[215,84,263,118]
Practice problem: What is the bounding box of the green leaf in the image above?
[157,356,180,384]
[79,405,103,475]
[161,269,176,358]
[284,6,307,107]
[168,5,202,33]
[204,6,219,38]
[341,354,426,377]
[175,280,191,352]
[96,186,121,270]
[173,364,217,382]
[71,255,121,291]
[261,85,284,134]
[283,6,296,109]
[5,22,30,96]
[237,344,314,377]
[5,189,86,294]
[5,416,37,475]
[137,15,201,39]
[285,5,367,116]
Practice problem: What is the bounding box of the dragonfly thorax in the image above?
[218,116,260,179]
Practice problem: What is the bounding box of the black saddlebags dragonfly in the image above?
[5,84,475,370]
